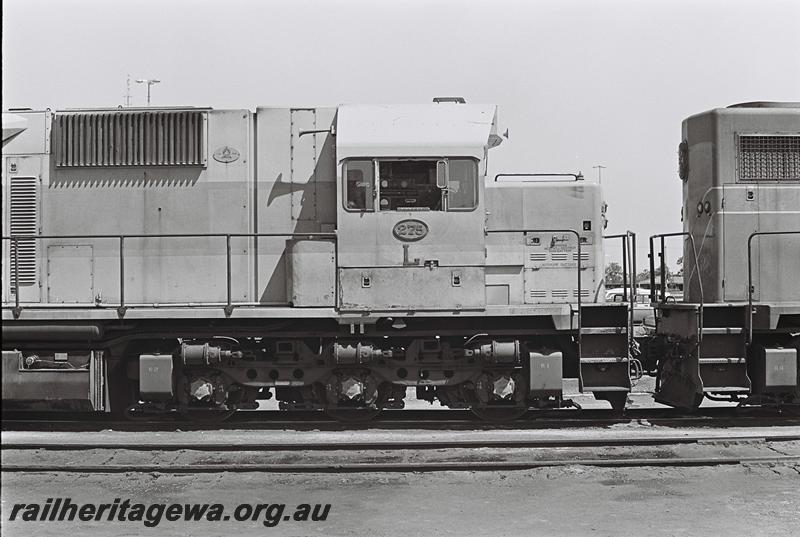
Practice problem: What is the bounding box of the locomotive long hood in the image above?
[336,103,500,160]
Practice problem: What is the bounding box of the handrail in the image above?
[604,231,637,346]
[2,232,337,318]
[603,233,635,303]
[630,232,637,333]
[627,232,637,340]
[494,173,584,182]
[2,233,336,239]
[486,228,583,348]
[747,230,800,344]
[649,232,704,342]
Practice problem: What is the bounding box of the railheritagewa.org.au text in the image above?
[8,498,331,528]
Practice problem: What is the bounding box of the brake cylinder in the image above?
[181,343,239,365]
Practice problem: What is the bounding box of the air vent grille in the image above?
[738,135,800,181]
[55,111,207,168]
[9,176,38,287]
[529,290,547,299]
[573,252,590,262]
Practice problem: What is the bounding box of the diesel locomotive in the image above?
[649,102,800,409]
[1,99,797,420]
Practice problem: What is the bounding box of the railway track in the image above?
[5,456,800,474]
[4,407,799,431]
[4,429,799,473]
[4,433,800,452]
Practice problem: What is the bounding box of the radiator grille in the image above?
[9,176,38,287]
[738,135,800,181]
[55,111,207,167]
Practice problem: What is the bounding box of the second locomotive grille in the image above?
[738,135,800,181]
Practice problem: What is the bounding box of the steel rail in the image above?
[4,410,798,433]
[4,455,799,474]
[4,407,796,422]
[4,434,798,452]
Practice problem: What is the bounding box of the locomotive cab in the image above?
[335,102,500,312]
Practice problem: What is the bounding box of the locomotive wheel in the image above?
[319,373,382,422]
[470,406,528,422]
[323,407,381,423]
[178,408,236,423]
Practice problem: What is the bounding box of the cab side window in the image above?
[378,161,441,211]
[344,160,374,211]
[343,158,478,212]
[447,159,478,210]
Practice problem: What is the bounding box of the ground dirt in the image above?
[3,461,799,536]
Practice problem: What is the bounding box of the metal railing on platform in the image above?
[485,228,583,351]
[649,232,704,342]
[2,232,336,318]
[604,231,637,346]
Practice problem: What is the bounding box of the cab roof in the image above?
[336,103,500,160]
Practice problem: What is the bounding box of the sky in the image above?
[3,0,799,268]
